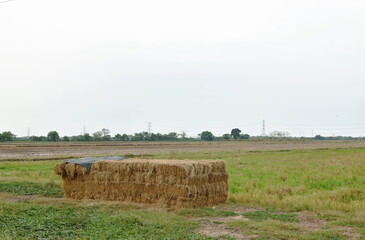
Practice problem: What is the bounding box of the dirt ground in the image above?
[1,140,365,160]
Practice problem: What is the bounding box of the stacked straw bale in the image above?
[54,159,228,208]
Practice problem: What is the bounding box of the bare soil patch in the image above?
[296,212,326,231]
[196,215,255,240]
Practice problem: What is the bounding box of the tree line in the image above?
[0,128,250,142]
[1,129,364,142]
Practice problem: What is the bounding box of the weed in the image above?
[0,181,63,197]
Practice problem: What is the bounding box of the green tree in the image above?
[47,131,60,141]
[314,135,325,140]
[166,132,178,140]
[231,128,241,139]
[200,131,215,141]
[93,131,103,141]
[30,136,47,141]
[150,133,162,141]
[62,136,70,141]
[101,128,111,140]
[114,133,130,141]
[83,133,92,141]
[180,131,188,139]
[131,132,149,141]
[239,134,250,139]
[1,131,14,141]
[121,134,130,141]
[222,133,231,140]
[114,134,122,141]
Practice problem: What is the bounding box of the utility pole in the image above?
[83,126,86,135]
[262,120,266,137]
[27,128,30,138]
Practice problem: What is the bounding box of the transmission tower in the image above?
[262,120,266,137]
[148,122,152,135]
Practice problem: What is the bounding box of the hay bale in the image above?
[54,159,228,208]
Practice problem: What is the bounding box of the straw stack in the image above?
[54,159,228,208]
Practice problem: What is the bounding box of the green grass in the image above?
[155,148,365,213]
[0,201,218,240]
[0,160,61,184]
[0,147,364,239]
[0,181,63,197]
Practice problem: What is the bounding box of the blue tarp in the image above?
[64,156,127,170]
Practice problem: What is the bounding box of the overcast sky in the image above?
[1,0,364,137]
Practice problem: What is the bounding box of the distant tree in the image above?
[179,131,188,139]
[150,133,162,141]
[114,134,122,141]
[200,131,215,141]
[83,133,92,141]
[101,128,111,140]
[101,128,110,137]
[1,131,15,141]
[70,136,81,141]
[1,131,14,141]
[47,131,60,141]
[231,128,241,139]
[131,132,149,141]
[114,133,130,141]
[166,132,178,140]
[239,134,250,139]
[269,131,290,138]
[62,136,70,141]
[222,133,231,140]
[121,134,130,141]
[30,136,47,141]
[314,135,325,140]
[93,131,103,141]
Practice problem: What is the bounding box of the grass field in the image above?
[0,145,364,239]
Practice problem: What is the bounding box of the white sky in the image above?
[1,0,365,137]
